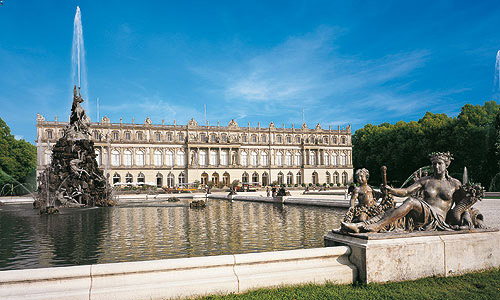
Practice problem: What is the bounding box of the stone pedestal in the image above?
[324,229,500,283]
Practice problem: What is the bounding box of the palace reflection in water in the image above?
[0,201,345,270]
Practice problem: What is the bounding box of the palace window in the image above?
[137,132,143,141]
[242,135,247,142]
[210,151,218,166]
[332,153,337,166]
[167,133,173,141]
[323,136,328,144]
[333,172,339,184]
[93,131,100,140]
[333,136,337,144]
[261,135,267,143]
[296,136,301,143]
[286,136,291,143]
[312,172,318,185]
[156,173,163,187]
[251,135,257,143]
[261,152,268,166]
[199,151,207,166]
[125,132,131,140]
[277,135,282,143]
[340,153,346,165]
[46,130,53,139]
[251,151,258,166]
[166,150,174,166]
[326,172,331,184]
[124,150,132,167]
[323,152,330,165]
[125,173,133,184]
[341,136,346,144]
[295,152,302,166]
[177,151,185,166]
[113,173,121,184]
[136,150,145,166]
[285,152,292,166]
[221,150,228,166]
[287,172,293,185]
[200,133,206,142]
[276,151,283,166]
[342,172,348,185]
[95,150,101,166]
[177,133,184,142]
[154,150,162,166]
[242,172,249,184]
[309,151,316,165]
[178,172,185,184]
[113,132,119,140]
[210,134,216,142]
[296,172,302,185]
[167,173,175,187]
[156,133,161,142]
[137,173,145,184]
[241,151,248,166]
[277,172,284,185]
[45,150,52,165]
[221,134,227,143]
[252,172,259,185]
[111,150,120,166]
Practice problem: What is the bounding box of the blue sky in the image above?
[2,1,500,144]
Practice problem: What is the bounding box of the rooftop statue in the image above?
[341,152,485,233]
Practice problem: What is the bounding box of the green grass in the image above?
[192,268,500,300]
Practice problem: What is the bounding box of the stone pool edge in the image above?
[0,246,356,300]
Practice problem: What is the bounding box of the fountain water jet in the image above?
[494,50,500,91]
[71,6,87,104]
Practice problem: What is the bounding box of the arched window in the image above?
[251,151,258,166]
[323,152,330,165]
[199,150,207,166]
[201,172,208,185]
[323,136,329,144]
[287,172,293,185]
[340,153,346,165]
[342,172,348,185]
[210,151,218,166]
[113,173,121,184]
[296,136,301,143]
[124,150,132,167]
[223,172,230,186]
[154,150,162,166]
[252,172,259,185]
[210,134,216,142]
[112,131,119,140]
[285,151,292,166]
[95,149,101,166]
[333,136,337,144]
[221,134,227,143]
[309,151,316,165]
[167,173,175,187]
[242,172,249,184]
[125,132,131,140]
[137,132,143,141]
[177,151,185,166]
[166,150,174,166]
[296,172,302,185]
[276,135,282,143]
[251,134,257,143]
[111,150,120,166]
[276,151,283,166]
[178,172,185,184]
[295,152,302,166]
[261,135,267,143]
[261,152,268,166]
[137,172,145,184]
[332,153,338,166]
[326,172,331,184]
[125,173,133,184]
[211,172,219,185]
[156,173,163,187]
[221,150,228,166]
[242,135,247,143]
[262,172,269,186]
[286,135,291,143]
[44,150,52,165]
[333,172,339,184]
[312,172,318,185]
[136,150,145,166]
[177,132,184,142]
[341,136,346,144]
[277,172,284,185]
[240,151,248,166]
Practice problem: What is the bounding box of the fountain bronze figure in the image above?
[35,86,115,212]
[341,152,485,233]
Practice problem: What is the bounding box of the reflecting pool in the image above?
[0,200,345,270]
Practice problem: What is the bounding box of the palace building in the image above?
[36,114,353,188]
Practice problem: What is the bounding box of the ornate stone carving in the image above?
[145,117,152,125]
[187,118,198,128]
[228,119,239,128]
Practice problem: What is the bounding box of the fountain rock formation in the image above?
[35,86,115,212]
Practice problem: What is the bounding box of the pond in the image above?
[0,200,345,271]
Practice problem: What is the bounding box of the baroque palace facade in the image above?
[36,114,353,188]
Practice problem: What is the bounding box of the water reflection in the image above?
[0,201,345,270]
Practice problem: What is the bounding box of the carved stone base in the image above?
[324,228,500,283]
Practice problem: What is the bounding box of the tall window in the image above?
[341,136,346,144]
[296,172,302,185]
[285,152,292,166]
[333,172,339,184]
[137,132,143,141]
[93,131,99,140]
[200,133,206,142]
[251,151,258,166]
[323,136,328,144]
[156,133,161,142]
[125,173,133,183]
[323,152,330,165]
[166,150,174,166]
[210,151,218,166]
[242,172,249,184]
[340,153,346,165]
[137,173,145,183]
[286,136,291,143]
[332,153,337,166]
[251,135,257,143]
[178,172,185,184]
[287,172,293,185]
[326,172,331,184]
[154,150,162,166]
[177,133,183,141]
[277,172,284,185]
[136,150,144,166]
[177,151,185,166]
[296,136,301,143]
[124,150,132,167]
[111,150,120,166]
[210,134,216,142]
[295,152,302,166]
[252,172,259,185]
[242,135,247,142]
[46,130,53,139]
[156,173,163,187]
[221,150,228,166]
[113,173,121,184]
[125,132,131,140]
[167,173,175,187]
[113,132,119,140]
[261,152,268,166]
[261,135,267,143]
[342,172,348,185]
[95,150,101,166]
[199,151,207,166]
[277,135,282,143]
[167,133,173,141]
[45,150,52,165]
[241,151,248,166]
[221,134,227,142]
[276,151,283,166]
[309,151,316,165]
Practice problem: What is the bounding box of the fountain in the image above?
[495,50,500,92]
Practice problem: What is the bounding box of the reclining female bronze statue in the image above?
[341,152,484,233]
